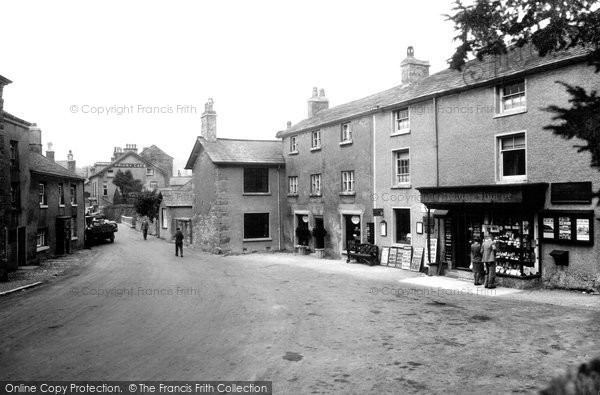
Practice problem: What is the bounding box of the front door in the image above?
[343,215,360,250]
[56,217,71,255]
[17,227,26,266]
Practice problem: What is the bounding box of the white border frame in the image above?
[494,130,528,184]
[391,147,411,188]
[391,206,412,247]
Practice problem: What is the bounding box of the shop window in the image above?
[341,171,355,193]
[9,140,18,168]
[102,181,108,196]
[496,79,526,114]
[393,108,410,134]
[310,174,322,196]
[70,184,77,205]
[288,176,298,195]
[393,149,410,185]
[58,183,65,205]
[394,208,411,244]
[243,167,269,193]
[340,123,352,143]
[311,130,321,149]
[244,213,270,239]
[498,133,526,181]
[39,183,47,206]
[289,135,298,153]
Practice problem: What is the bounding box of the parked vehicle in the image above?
[85,214,118,245]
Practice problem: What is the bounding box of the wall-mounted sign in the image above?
[114,163,146,168]
[373,208,384,217]
[351,216,360,225]
[540,210,594,246]
[551,182,592,204]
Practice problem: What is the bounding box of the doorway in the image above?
[313,216,325,249]
[343,214,361,250]
[17,227,26,266]
[56,217,71,255]
[295,214,310,246]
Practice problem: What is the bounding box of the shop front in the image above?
[417,183,548,288]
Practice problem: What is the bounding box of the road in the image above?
[0,225,598,394]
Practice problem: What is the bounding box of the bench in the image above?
[346,241,379,266]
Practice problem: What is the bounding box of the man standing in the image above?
[175,227,184,257]
[141,219,149,240]
[481,234,497,289]
[470,238,484,286]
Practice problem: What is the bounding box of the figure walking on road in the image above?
[141,219,149,240]
[470,238,484,286]
[175,227,184,257]
[481,234,497,289]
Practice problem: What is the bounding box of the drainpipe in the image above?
[434,96,440,187]
[277,166,282,251]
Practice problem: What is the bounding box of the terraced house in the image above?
[279,45,600,290]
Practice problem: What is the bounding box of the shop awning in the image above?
[417,183,548,209]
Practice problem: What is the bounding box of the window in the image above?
[311,130,321,149]
[393,108,410,133]
[161,208,168,229]
[102,181,108,196]
[497,80,526,114]
[243,167,269,193]
[10,183,19,209]
[393,150,410,185]
[36,228,48,248]
[394,208,411,244]
[498,133,526,181]
[149,181,158,190]
[310,174,322,196]
[288,176,298,195]
[70,184,77,205]
[71,217,78,238]
[341,123,352,143]
[107,169,114,178]
[9,140,18,167]
[243,213,270,239]
[58,183,65,205]
[146,168,154,176]
[341,171,355,193]
[92,181,97,197]
[39,183,47,206]
[289,135,298,153]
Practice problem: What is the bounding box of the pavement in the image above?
[0,225,598,394]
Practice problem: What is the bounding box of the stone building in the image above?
[0,75,12,276]
[158,180,193,243]
[86,144,173,207]
[185,99,285,254]
[275,88,375,258]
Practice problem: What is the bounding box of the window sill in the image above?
[288,151,299,156]
[36,246,50,253]
[243,192,271,196]
[287,194,299,198]
[496,177,527,184]
[494,107,527,119]
[71,237,78,241]
[339,191,356,196]
[309,194,323,198]
[39,205,48,209]
[391,184,412,189]
[71,204,78,207]
[391,130,410,137]
[339,141,353,147]
[310,147,322,152]
[59,204,66,208]
[243,237,273,242]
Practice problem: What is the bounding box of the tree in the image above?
[112,170,143,195]
[447,0,600,199]
[134,190,162,221]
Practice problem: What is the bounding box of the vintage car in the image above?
[85,214,118,244]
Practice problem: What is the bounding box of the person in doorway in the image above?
[481,234,497,289]
[175,227,184,257]
[470,238,484,286]
[141,219,149,240]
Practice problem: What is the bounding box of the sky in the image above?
[1,0,457,173]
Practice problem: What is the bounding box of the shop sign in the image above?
[551,182,592,204]
[421,190,521,204]
[373,208,384,217]
[114,163,145,168]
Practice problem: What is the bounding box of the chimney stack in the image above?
[28,123,42,153]
[286,121,292,129]
[112,146,124,161]
[201,98,217,142]
[400,46,430,85]
[46,142,54,162]
[123,144,138,154]
[307,87,329,117]
[67,149,76,173]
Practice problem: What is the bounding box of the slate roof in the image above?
[277,45,592,137]
[169,176,192,187]
[140,145,174,159]
[29,152,85,180]
[162,190,193,207]
[88,151,167,179]
[185,137,284,169]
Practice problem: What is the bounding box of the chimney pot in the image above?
[400,46,430,85]
[312,87,318,97]
[46,142,55,162]
[307,87,329,117]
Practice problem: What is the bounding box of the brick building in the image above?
[185,99,285,254]
[275,88,375,258]
[86,144,173,207]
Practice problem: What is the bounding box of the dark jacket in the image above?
[175,230,184,244]
[470,242,482,263]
